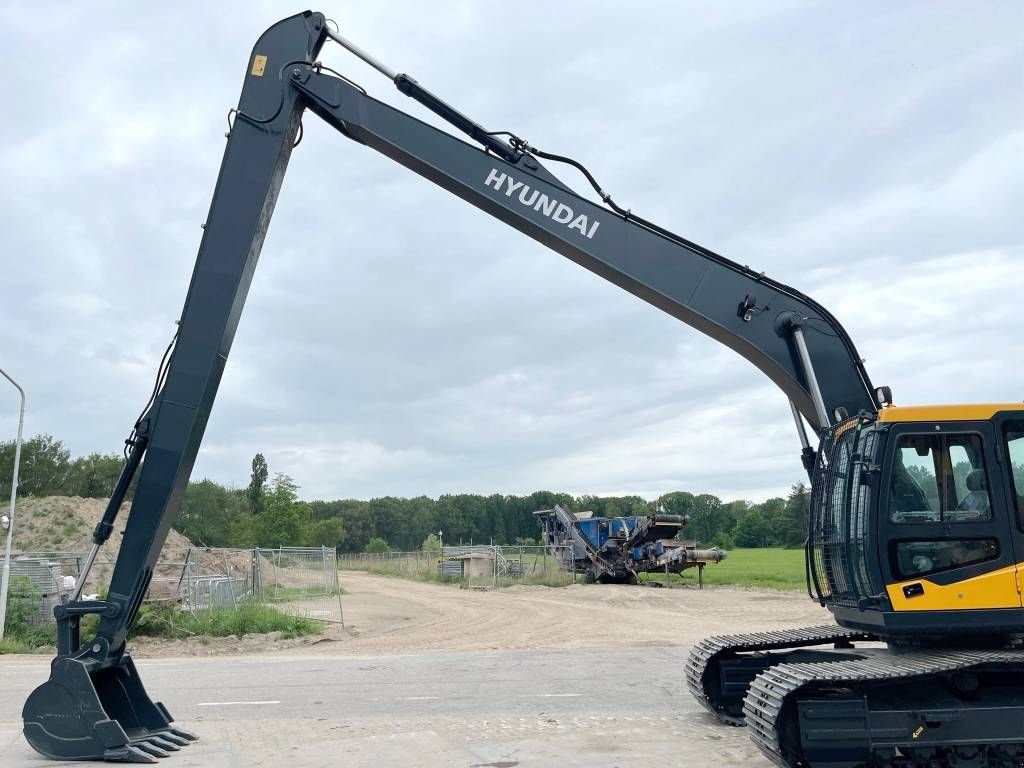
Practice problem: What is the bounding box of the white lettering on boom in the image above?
[483,168,600,240]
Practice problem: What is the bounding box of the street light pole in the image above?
[437,529,443,577]
[0,367,25,640]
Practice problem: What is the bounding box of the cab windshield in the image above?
[889,433,991,524]
[1005,420,1024,528]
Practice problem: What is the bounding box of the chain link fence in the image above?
[339,544,575,588]
[2,546,345,627]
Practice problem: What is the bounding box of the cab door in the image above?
[995,413,1024,605]
[878,420,1021,611]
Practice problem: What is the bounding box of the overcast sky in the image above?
[0,2,1021,503]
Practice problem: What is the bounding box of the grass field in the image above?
[642,547,806,591]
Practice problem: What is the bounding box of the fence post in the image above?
[189,557,196,614]
[222,551,237,609]
[332,547,345,627]
[252,548,261,602]
[321,546,328,589]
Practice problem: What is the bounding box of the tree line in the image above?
[1,433,822,552]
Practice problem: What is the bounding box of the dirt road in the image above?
[133,571,833,657]
[336,571,832,653]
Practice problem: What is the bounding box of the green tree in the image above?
[228,512,259,548]
[0,434,71,497]
[305,517,346,550]
[688,494,724,543]
[66,452,126,498]
[363,536,390,554]
[757,497,787,547]
[247,453,268,515]
[711,531,735,550]
[779,483,811,547]
[733,509,771,548]
[421,532,441,555]
[657,491,695,518]
[720,500,749,536]
[255,473,310,548]
[177,479,244,547]
[4,575,43,639]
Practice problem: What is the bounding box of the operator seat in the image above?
[956,469,991,517]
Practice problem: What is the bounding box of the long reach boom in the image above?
[23,11,881,763]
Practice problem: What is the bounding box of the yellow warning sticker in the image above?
[251,55,267,77]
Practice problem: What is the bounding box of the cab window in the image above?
[894,538,999,579]
[1005,420,1024,528]
[889,433,991,523]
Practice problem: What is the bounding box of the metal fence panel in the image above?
[338,544,575,588]
[255,546,344,624]
[7,546,345,627]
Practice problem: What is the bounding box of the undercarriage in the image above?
[687,626,1024,767]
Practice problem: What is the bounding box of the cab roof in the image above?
[877,403,1024,423]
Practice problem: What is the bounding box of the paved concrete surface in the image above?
[1,646,768,767]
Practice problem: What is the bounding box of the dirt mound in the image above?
[12,496,194,555]
[10,496,207,595]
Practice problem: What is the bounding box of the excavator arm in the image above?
[23,10,879,763]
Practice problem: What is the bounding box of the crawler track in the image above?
[744,648,1024,767]
[688,626,1024,766]
[685,625,875,724]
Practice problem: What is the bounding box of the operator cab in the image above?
[808,403,1024,638]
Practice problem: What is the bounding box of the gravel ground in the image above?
[128,570,833,657]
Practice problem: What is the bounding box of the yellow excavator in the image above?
[688,403,1024,766]
[19,11,1023,767]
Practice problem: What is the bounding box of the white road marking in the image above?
[195,700,281,707]
[397,696,439,701]
[518,693,582,698]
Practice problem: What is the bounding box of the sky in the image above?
[0,1,1021,503]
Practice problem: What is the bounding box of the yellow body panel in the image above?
[887,563,1023,611]
[878,403,1024,423]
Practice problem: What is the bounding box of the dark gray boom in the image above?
[22,10,876,763]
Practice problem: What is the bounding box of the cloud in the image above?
[0,1,1020,505]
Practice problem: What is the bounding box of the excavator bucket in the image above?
[22,654,196,763]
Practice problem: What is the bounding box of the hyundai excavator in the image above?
[20,10,1024,767]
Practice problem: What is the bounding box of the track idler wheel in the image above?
[22,654,196,763]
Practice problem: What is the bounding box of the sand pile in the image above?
[12,496,194,554]
[10,496,211,595]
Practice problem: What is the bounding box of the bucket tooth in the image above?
[22,653,193,763]
[132,740,169,759]
[147,736,180,752]
[169,726,198,742]
[102,744,160,764]
[157,731,190,747]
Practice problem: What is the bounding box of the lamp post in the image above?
[437,530,443,578]
[0,367,25,640]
